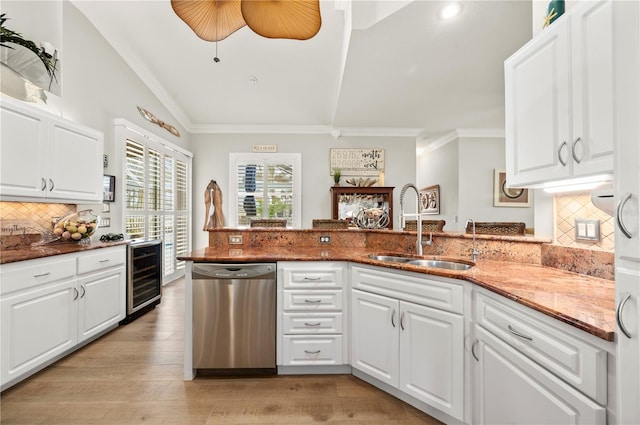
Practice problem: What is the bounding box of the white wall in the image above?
[458,137,533,231]
[418,134,534,232]
[417,139,459,230]
[190,133,416,249]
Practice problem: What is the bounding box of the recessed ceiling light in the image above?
[248,76,258,84]
[439,2,462,20]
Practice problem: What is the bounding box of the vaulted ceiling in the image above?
[72,0,532,139]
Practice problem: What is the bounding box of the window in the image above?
[118,122,192,283]
[229,153,301,228]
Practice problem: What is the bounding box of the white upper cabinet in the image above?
[505,0,614,188]
[0,96,103,203]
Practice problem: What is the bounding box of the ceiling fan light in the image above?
[171,0,246,42]
[241,0,321,40]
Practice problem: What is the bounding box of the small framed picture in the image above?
[420,184,440,214]
[102,203,111,213]
[103,175,115,202]
[494,169,530,207]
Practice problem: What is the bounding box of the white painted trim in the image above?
[114,118,193,158]
[421,128,505,153]
[189,124,422,137]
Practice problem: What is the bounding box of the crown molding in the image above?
[188,124,423,137]
[421,128,505,153]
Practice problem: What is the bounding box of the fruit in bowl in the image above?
[54,209,99,242]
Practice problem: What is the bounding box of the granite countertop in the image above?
[181,246,616,342]
[0,240,129,264]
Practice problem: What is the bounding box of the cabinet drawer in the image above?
[281,267,343,289]
[281,335,343,365]
[77,247,125,275]
[1,256,76,295]
[282,312,343,334]
[351,265,463,314]
[475,291,608,404]
[283,290,342,311]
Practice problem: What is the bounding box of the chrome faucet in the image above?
[466,218,480,262]
[400,183,423,255]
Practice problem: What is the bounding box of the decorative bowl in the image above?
[53,209,99,242]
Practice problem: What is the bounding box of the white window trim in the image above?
[114,119,193,283]
[228,152,301,228]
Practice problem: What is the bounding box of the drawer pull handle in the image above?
[73,287,79,301]
[34,272,51,278]
[471,338,480,362]
[80,285,86,298]
[508,325,533,341]
[400,312,405,331]
[49,178,54,191]
[304,322,322,327]
[303,277,322,281]
[391,310,397,328]
[304,299,322,304]
[41,178,47,191]
[558,141,568,166]
[616,192,633,239]
[99,259,110,263]
[617,293,633,339]
[304,350,321,355]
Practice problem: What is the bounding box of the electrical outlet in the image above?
[319,235,331,244]
[229,235,243,245]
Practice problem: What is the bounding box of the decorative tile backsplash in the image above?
[554,192,614,252]
[0,202,75,248]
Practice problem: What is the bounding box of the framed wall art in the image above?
[420,184,440,214]
[493,169,530,207]
[103,175,115,202]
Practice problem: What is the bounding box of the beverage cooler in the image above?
[123,239,162,323]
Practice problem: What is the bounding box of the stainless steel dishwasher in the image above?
[192,263,276,372]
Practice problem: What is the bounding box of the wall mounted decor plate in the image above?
[420,184,440,214]
[494,169,530,207]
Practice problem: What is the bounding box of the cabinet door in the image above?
[473,326,605,425]
[399,301,464,421]
[351,289,399,387]
[0,100,47,198]
[616,267,640,424]
[505,15,571,187]
[1,279,78,387]
[571,0,614,177]
[47,118,103,202]
[77,267,125,343]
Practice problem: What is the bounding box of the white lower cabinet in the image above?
[1,246,126,389]
[277,262,348,368]
[472,289,609,425]
[473,326,605,425]
[350,265,464,422]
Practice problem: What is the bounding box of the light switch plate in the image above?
[229,235,243,245]
[575,219,600,242]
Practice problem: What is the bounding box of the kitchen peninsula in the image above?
[180,227,616,425]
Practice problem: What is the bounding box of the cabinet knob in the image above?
[471,338,480,362]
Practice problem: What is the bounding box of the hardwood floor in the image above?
[1,279,443,425]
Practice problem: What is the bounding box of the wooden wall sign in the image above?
[330,148,384,176]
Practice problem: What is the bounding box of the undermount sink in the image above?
[368,254,474,271]
[406,259,473,271]
[367,255,412,263]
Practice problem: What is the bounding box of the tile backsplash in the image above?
[554,192,614,252]
[0,202,75,248]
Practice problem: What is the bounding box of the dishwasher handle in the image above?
[192,263,276,280]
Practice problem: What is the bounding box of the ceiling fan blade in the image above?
[241,0,321,40]
[171,0,246,42]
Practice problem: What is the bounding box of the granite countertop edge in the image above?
[179,247,616,342]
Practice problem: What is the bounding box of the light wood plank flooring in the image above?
[1,279,443,425]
